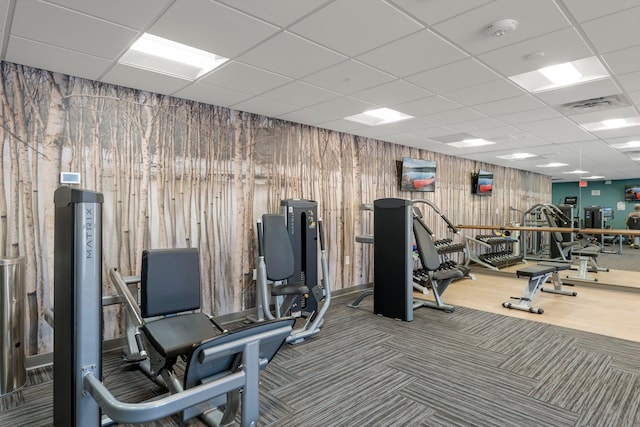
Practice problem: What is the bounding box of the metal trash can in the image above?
[0,256,26,395]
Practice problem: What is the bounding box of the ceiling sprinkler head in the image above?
[484,19,518,37]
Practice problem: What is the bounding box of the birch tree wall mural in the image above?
[0,61,552,355]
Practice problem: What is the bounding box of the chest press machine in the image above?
[53,187,293,426]
[503,261,576,314]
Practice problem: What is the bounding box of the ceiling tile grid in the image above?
[1,0,640,180]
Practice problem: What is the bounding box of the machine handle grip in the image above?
[441,214,458,234]
[318,219,326,251]
[256,220,264,256]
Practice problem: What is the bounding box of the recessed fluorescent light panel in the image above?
[581,117,640,132]
[583,175,605,179]
[509,56,608,93]
[496,152,536,160]
[611,140,640,150]
[562,169,589,174]
[446,138,496,148]
[345,108,413,126]
[536,162,568,168]
[119,33,229,80]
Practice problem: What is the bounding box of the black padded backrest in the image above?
[413,217,441,271]
[544,213,565,243]
[628,216,640,230]
[262,214,295,281]
[141,248,201,318]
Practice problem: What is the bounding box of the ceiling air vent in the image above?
[556,94,631,114]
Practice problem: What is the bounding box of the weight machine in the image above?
[53,187,292,426]
[253,199,331,344]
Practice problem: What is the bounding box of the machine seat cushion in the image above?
[573,246,600,257]
[432,269,463,282]
[142,313,219,359]
[517,262,570,278]
[270,283,309,296]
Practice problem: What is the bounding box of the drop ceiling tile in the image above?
[444,79,525,106]
[496,107,561,125]
[602,45,640,75]
[617,71,640,93]
[451,117,506,133]
[289,0,422,57]
[232,96,300,118]
[407,126,458,139]
[351,126,398,140]
[149,0,279,58]
[261,81,341,107]
[562,0,640,23]
[351,80,433,107]
[628,89,640,106]
[356,29,467,78]
[388,0,494,26]
[515,117,593,143]
[216,0,332,27]
[471,125,526,141]
[5,36,112,81]
[12,1,137,59]
[432,0,570,55]
[309,96,378,117]
[101,63,191,95]
[302,60,395,95]
[238,31,346,79]
[383,133,434,147]
[315,118,369,134]
[406,58,499,94]
[473,95,546,116]
[0,0,9,33]
[422,107,486,126]
[199,61,292,94]
[580,6,640,53]
[478,28,593,77]
[44,0,172,29]
[534,78,620,107]
[277,108,336,126]
[392,96,461,117]
[172,81,253,107]
[377,118,436,133]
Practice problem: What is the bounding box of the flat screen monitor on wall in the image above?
[400,158,436,192]
[624,185,640,201]
[472,170,493,196]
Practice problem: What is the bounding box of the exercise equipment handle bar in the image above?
[257,219,264,257]
[411,199,459,234]
[318,219,325,251]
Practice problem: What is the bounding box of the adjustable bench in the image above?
[503,261,575,314]
[567,245,607,282]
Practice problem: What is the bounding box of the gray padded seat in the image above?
[139,248,220,359]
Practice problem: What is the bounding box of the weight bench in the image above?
[503,261,575,314]
[109,248,294,426]
[567,245,607,282]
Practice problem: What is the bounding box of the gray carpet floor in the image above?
[1,291,639,426]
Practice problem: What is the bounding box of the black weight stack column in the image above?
[373,198,414,321]
[280,199,318,316]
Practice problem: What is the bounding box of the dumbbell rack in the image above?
[464,234,523,270]
[411,217,471,295]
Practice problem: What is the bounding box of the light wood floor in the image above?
[414,266,640,343]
